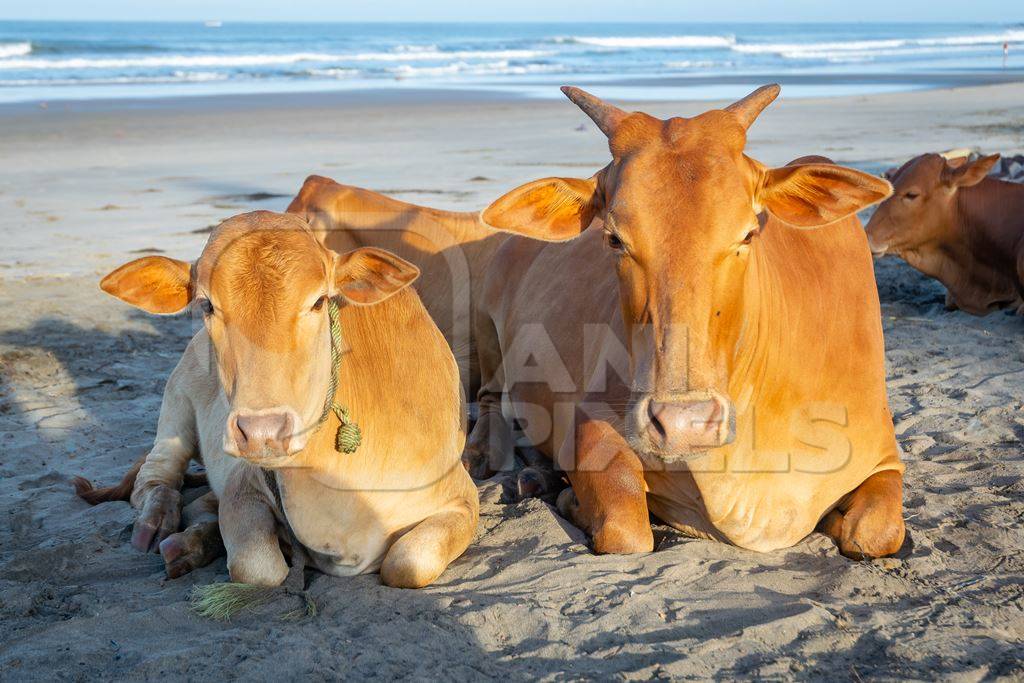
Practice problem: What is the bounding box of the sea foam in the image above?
[0,42,31,59]
[0,48,552,71]
[732,29,1024,60]
[564,35,735,49]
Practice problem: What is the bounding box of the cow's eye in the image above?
[904,191,919,201]
[197,298,214,316]
[606,232,625,252]
[312,295,327,312]
[741,230,756,245]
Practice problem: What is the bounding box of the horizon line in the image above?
[2,18,1022,25]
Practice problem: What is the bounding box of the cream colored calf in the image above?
[98,211,478,588]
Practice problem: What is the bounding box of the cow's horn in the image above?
[561,86,626,138]
[725,84,781,130]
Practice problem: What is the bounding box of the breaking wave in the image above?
[0,48,553,71]
[0,41,31,58]
[560,35,735,49]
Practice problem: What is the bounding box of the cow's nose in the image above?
[865,234,889,257]
[229,411,296,458]
[646,396,732,452]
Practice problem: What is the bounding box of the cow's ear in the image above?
[481,176,600,242]
[100,256,192,314]
[758,163,893,229]
[943,154,999,189]
[334,247,419,306]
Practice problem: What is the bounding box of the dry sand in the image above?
[1,83,1023,679]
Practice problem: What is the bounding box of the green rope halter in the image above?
[315,298,361,454]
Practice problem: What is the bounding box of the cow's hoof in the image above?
[159,521,224,579]
[462,410,515,480]
[515,466,565,502]
[516,467,546,499]
[132,484,182,553]
[556,487,580,520]
[461,446,495,480]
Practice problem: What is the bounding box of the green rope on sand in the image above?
[189,582,317,622]
[316,298,361,454]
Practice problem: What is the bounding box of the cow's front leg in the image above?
[219,471,288,586]
[159,490,224,579]
[463,400,515,479]
[381,499,478,589]
[559,418,653,554]
[129,365,200,552]
[462,313,515,479]
[817,469,905,559]
[131,483,182,552]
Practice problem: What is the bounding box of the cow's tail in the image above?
[73,455,144,505]
[73,455,208,506]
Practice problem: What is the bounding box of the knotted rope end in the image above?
[323,299,361,455]
[189,581,317,622]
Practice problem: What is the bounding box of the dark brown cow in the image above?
[866,152,1024,315]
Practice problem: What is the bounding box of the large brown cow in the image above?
[96,211,477,587]
[471,85,905,558]
[865,152,1024,315]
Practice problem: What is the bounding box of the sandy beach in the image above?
[1,82,1023,678]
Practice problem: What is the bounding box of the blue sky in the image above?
[5,1,1021,23]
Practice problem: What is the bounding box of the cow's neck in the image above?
[274,288,459,501]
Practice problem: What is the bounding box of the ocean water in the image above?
[0,21,1021,103]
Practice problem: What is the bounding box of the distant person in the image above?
[1005,41,1010,68]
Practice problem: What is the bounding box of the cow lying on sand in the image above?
[865,152,1024,315]
[471,85,906,558]
[90,211,478,588]
[78,179,515,518]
